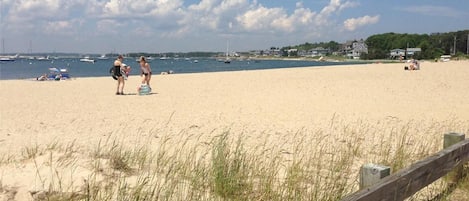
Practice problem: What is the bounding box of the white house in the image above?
[308,47,330,57]
[287,49,298,57]
[406,48,422,57]
[390,49,406,59]
[343,39,368,59]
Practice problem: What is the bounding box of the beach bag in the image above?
[109,67,118,80]
[110,66,129,80]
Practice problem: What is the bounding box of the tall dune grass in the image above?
[1,117,468,200]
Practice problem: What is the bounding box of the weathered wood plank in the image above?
[444,133,466,183]
[341,139,469,201]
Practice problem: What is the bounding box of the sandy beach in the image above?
[1,60,469,200]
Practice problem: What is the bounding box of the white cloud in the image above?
[315,0,358,26]
[101,0,184,17]
[188,0,219,12]
[1,0,383,52]
[43,20,80,35]
[8,0,63,22]
[343,15,380,31]
[4,0,368,36]
[320,0,357,16]
[96,19,123,34]
[236,6,286,31]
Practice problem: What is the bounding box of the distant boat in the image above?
[224,40,231,64]
[0,54,18,61]
[160,56,170,60]
[36,56,50,61]
[80,56,95,63]
[0,57,15,62]
[97,54,109,60]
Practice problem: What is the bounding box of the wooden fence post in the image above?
[444,133,465,148]
[444,132,466,184]
[342,139,469,201]
[359,163,391,189]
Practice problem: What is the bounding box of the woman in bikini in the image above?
[139,56,152,90]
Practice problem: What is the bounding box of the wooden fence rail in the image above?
[341,138,469,201]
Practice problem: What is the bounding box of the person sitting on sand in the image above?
[413,59,420,70]
[54,74,62,81]
[160,70,173,75]
[409,59,420,70]
[37,74,47,81]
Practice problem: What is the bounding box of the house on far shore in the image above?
[340,39,368,59]
[390,49,406,59]
[406,48,421,58]
[309,47,330,57]
[287,49,298,57]
[389,48,421,59]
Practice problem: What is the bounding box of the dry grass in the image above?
[1,118,468,200]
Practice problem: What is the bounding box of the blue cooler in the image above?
[139,84,151,95]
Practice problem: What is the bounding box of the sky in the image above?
[1,0,468,54]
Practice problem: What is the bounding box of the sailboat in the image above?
[0,38,17,61]
[224,41,231,64]
[0,54,18,62]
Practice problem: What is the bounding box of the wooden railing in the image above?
[342,133,469,201]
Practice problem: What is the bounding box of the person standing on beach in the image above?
[139,56,152,90]
[114,55,126,95]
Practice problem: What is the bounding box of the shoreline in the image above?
[0,58,447,81]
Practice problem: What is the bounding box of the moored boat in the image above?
[80,56,95,63]
[0,54,19,62]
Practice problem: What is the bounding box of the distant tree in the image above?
[365,30,468,59]
[278,30,468,59]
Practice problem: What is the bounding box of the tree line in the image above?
[364,30,469,60]
[284,30,469,60]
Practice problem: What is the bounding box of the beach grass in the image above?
[2,118,467,200]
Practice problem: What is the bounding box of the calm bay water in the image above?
[0,57,363,80]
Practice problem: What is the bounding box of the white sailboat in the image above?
[0,37,17,61]
[0,54,18,61]
[224,41,231,64]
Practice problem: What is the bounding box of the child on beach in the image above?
[121,63,131,80]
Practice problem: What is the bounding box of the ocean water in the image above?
[0,57,363,80]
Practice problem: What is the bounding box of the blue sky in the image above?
[1,0,468,54]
